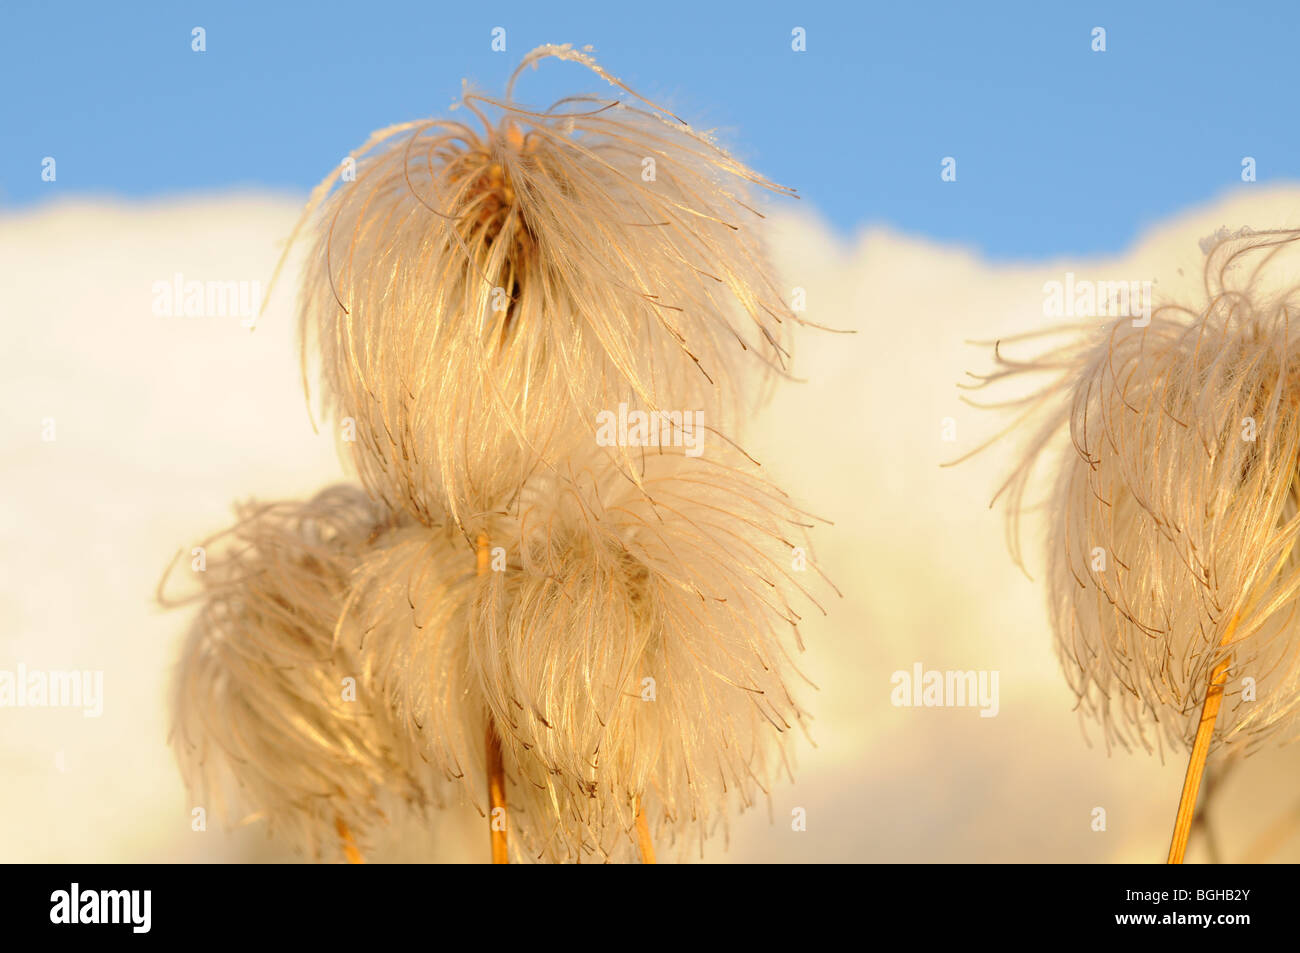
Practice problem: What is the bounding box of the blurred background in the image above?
[4,1,1300,862]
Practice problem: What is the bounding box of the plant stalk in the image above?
[336,817,364,864]
[635,798,656,864]
[479,533,509,865]
[1167,615,1239,864]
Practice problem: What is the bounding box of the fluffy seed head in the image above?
[168,486,439,859]
[971,230,1300,755]
[173,451,829,862]
[283,44,800,526]
[357,448,830,862]
[175,46,831,863]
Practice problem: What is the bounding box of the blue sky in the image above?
[4,1,1297,259]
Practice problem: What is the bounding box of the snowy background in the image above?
[5,187,1300,861]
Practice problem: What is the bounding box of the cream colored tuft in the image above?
[168,486,441,860]
[354,448,829,861]
[172,45,831,863]
[970,230,1300,755]
[284,44,801,526]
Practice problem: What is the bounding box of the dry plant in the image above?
[166,45,834,864]
[958,229,1300,863]
[277,43,813,529]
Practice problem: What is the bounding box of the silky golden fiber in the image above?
[280,44,804,527]
[171,448,828,863]
[171,45,832,864]
[966,230,1300,757]
[167,486,440,861]
[354,447,830,862]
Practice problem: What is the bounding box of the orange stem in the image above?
[486,721,508,864]
[1167,615,1239,864]
[478,533,509,865]
[634,798,656,864]
[336,816,364,865]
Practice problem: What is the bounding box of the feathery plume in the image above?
[172,45,832,864]
[167,486,439,861]
[355,448,830,862]
[171,449,828,863]
[282,43,801,526]
[966,230,1300,756]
